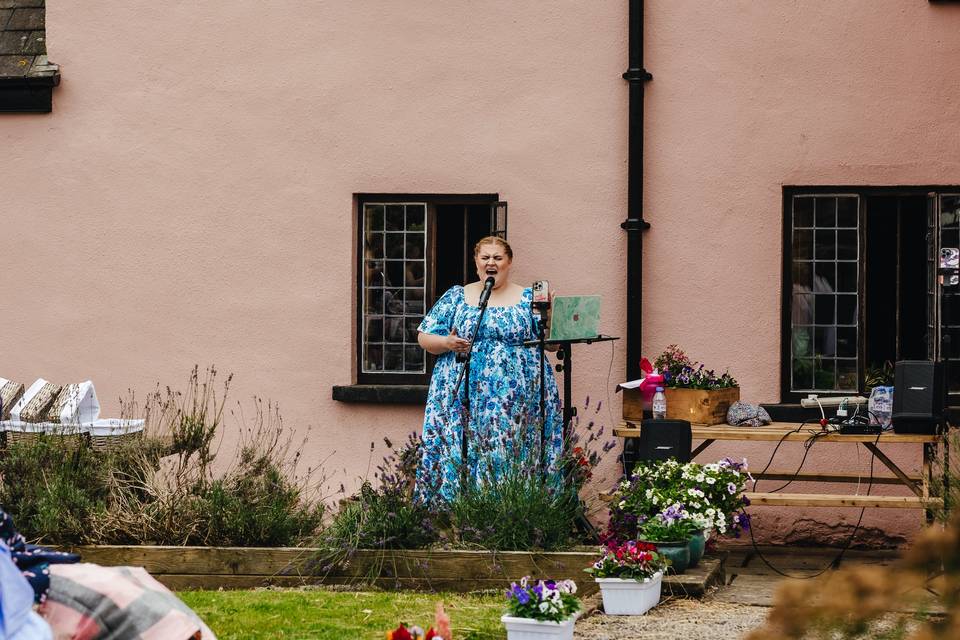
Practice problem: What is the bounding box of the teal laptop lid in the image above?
[548,295,601,341]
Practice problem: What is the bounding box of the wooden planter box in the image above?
[59,545,723,596]
[665,387,739,425]
[622,387,740,426]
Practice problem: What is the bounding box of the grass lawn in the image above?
[178,589,507,639]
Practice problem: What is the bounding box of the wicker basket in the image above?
[14,381,62,423]
[2,422,87,449]
[87,419,146,452]
[0,379,24,420]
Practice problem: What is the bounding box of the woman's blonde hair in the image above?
[473,235,513,260]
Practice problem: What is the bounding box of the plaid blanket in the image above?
[39,564,216,640]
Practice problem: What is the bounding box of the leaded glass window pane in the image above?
[790,194,859,392]
[361,203,428,374]
[939,195,960,392]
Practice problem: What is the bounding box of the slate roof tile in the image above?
[0,1,45,10]
[0,0,55,80]
[7,7,43,30]
[0,53,31,75]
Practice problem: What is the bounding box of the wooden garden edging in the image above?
[63,545,724,596]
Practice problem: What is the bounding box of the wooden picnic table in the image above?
[613,421,950,520]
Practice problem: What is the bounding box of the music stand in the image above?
[524,334,620,440]
[524,334,619,540]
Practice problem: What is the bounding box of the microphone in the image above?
[478,276,495,308]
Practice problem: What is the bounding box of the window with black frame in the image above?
[356,194,505,386]
[782,189,960,403]
[788,194,860,394]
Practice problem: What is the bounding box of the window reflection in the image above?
[362,203,428,373]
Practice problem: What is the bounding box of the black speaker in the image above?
[621,419,692,477]
[892,360,946,434]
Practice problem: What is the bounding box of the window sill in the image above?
[332,385,428,404]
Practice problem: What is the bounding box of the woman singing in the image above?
[415,236,563,504]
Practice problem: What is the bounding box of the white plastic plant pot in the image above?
[501,613,577,640]
[595,572,663,615]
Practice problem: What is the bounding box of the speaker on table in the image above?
[621,419,692,477]
[892,360,946,435]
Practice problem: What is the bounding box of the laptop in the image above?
[548,295,601,341]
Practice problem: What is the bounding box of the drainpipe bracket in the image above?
[620,218,650,232]
[622,68,653,82]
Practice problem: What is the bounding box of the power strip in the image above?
[838,422,882,435]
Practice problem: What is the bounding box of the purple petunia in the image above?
[727,482,737,495]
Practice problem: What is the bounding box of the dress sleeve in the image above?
[418,286,462,336]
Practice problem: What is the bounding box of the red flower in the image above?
[387,624,413,640]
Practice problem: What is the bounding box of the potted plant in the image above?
[584,540,668,615]
[636,504,699,574]
[502,577,581,640]
[678,457,752,565]
[653,344,739,425]
[609,458,753,556]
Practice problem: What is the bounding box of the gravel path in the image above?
[574,595,770,640]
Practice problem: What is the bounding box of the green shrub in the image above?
[449,467,582,551]
[322,481,436,551]
[321,435,435,552]
[0,366,325,547]
[198,446,324,547]
[0,437,112,543]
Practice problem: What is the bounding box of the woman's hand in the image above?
[444,328,471,354]
[418,328,471,355]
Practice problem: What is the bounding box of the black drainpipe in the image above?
[621,0,653,381]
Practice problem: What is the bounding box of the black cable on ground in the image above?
[741,430,881,580]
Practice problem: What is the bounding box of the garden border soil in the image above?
[63,546,724,595]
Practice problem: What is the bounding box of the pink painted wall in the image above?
[3,1,629,508]
[642,0,960,542]
[2,1,957,543]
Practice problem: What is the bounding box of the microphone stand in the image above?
[452,278,494,492]
[532,302,549,481]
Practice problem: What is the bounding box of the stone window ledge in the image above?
[332,385,428,404]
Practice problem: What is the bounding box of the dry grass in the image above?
[745,513,960,640]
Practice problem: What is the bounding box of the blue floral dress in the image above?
[416,285,563,504]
